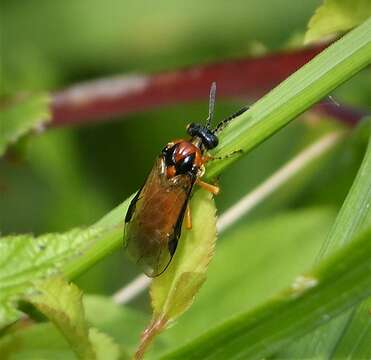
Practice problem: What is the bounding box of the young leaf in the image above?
[28,277,95,359]
[0,226,111,328]
[89,328,122,360]
[0,94,50,156]
[135,189,217,359]
[305,0,371,44]
[27,277,120,360]
[159,226,371,360]
[0,323,77,360]
[84,295,149,354]
[149,207,336,357]
[0,298,136,360]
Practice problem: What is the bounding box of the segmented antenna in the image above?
[213,105,249,134]
[206,82,217,128]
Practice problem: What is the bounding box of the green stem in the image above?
[65,19,371,279]
[206,18,371,179]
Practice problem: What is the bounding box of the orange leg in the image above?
[196,179,220,195]
[185,202,192,229]
[202,155,214,164]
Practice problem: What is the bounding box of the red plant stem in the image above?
[313,102,369,126]
[50,43,366,127]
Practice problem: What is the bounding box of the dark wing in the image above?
[124,157,195,277]
[124,186,142,224]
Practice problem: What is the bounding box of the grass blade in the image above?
[159,226,371,360]
[206,17,371,179]
[282,119,371,358]
[331,297,371,359]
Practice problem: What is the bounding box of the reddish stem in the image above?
[313,102,368,125]
[135,316,167,360]
[50,43,366,127]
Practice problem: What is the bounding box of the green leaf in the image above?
[0,323,126,360]
[159,226,371,360]
[148,207,335,357]
[28,277,95,359]
[27,277,120,360]
[89,328,121,360]
[0,94,50,156]
[0,184,131,328]
[0,323,77,360]
[305,0,371,44]
[84,295,150,354]
[150,190,216,318]
[0,226,116,328]
[135,189,217,358]
[0,296,137,360]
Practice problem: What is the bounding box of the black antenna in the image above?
[206,82,216,129]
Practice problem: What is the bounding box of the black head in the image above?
[187,123,219,149]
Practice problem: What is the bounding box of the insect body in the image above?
[124,83,247,277]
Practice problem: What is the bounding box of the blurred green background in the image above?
[1,0,369,303]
